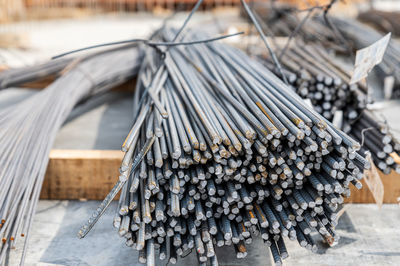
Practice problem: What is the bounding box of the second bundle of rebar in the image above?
[259,40,400,174]
[0,46,142,265]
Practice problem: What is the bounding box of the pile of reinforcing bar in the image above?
[78,26,371,266]
[0,47,142,265]
[246,2,400,174]
[259,41,400,175]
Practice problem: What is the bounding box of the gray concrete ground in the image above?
[55,91,135,150]
[6,202,400,266]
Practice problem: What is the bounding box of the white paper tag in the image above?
[350,33,391,85]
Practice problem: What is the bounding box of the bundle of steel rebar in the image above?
[347,111,400,173]
[348,111,400,174]
[0,46,142,265]
[241,3,400,174]
[78,26,371,266]
[0,57,73,90]
[257,40,400,174]
[260,42,367,121]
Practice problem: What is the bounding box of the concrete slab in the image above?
[5,203,400,266]
[54,91,134,150]
[6,201,273,266]
[283,204,400,266]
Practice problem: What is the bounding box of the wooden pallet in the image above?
[40,150,124,200]
[39,149,400,203]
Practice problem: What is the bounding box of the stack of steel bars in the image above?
[260,42,367,121]
[258,41,400,174]
[0,57,73,90]
[0,46,142,265]
[350,111,400,175]
[242,3,400,174]
[79,26,371,266]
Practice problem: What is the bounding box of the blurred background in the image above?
[0,0,399,71]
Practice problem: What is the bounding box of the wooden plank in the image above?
[345,170,400,203]
[40,150,123,200]
[40,149,400,202]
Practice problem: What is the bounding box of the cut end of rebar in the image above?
[245,131,255,140]
[280,128,288,136]
[172,151,181,160]
[318,121,327,130]
[297,131,305,140]
[77,229,86,239]
[183,145,192,154]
